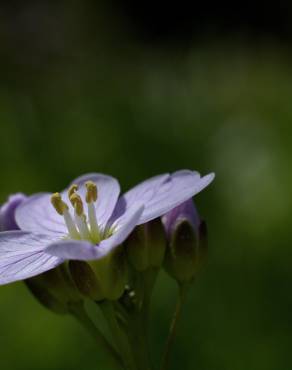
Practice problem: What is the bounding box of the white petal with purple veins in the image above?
[110,173,169,222]
[123,174,169,206]
[0,231,63,285]
[112,171,214,225]
[137,171,214,224]
[15,194,68,236]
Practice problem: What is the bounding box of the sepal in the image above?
[125,218,166,272]
[25,264,83,314]
[69,245,127,301]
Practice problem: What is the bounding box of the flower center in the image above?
[51,181,111,244]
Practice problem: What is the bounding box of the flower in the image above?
[162,199,207,283]
[0,170,214,285]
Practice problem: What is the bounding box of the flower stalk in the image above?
[160,283,188,370]
[68,302,123,370]
[126,309,152,370]
[99,300,137,370]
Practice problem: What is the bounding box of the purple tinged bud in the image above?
[162,199,200,238]
[162,199,207,284]
[0,193,27,231]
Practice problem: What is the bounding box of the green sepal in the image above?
[25,278,68,314]
[69,245,127,301]
[69,260,104,301]
[25,264,83,314]
[125,218,166,272]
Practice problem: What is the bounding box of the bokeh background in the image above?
[0,1,291,369]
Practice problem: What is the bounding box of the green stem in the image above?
[127,310,152,370]
[126,269,158,370]
[100,301,136,370]
[142,268,159,311]
[69,302,123,370]
[160,284,188,370]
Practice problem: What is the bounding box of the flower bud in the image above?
[162,199,207,284]
[69,245,127,301]
[125,218,167,272]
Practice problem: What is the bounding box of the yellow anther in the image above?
[70,193,84,216]
[68,184,79,199]
[51,193,69,215]
[85,181,98,203]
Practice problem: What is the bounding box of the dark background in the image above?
[0,1,291,370]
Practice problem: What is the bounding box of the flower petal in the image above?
[15,193,68,236]
[0,193,27,231]
[45,239,99,261]
[0,231,63,285]
[104,203,144,249]
[123,174,170,207]
[110,174,169,221]
[137,171,215,224]
[112,170,214,225]
[64,173,121,227]
[16,173,121,235]
[46,204,144,261]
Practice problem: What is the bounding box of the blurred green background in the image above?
[0,2,291,370]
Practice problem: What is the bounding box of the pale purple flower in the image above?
[0,170,214,285]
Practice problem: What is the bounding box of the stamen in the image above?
[70,193,84,217]
[63,210,81,240]
[70,193,91,240]
[51,193,68,215]
[51,193,80,239]
[85,181,100,241]
[68,184,79,199]
[85,181,98,203]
